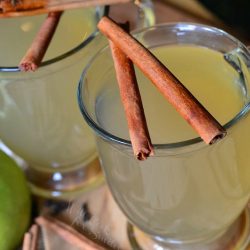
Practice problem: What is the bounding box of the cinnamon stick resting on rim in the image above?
[19,11,62,72]
[109,22,153,160]
[98,16,226,145]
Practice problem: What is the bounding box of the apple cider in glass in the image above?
[0,7,105,197]
[95,45,250,240]
[78,23,250,248]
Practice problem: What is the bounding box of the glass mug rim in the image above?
[78,22,250,150]
[0,6,108,72]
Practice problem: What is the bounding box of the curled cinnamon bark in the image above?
[0,0,131,17]
[22,233,32,250]
[36,216,105,250]
[22,224,39,250]
[109,22,153,160]
[0,0,44,13]
[30,225,39,250]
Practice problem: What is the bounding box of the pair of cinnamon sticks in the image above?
[22,216,105,250]
[97,16,226,160]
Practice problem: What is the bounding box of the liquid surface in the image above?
[0,8,96,66]
[97,45,245,143]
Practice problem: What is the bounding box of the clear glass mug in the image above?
[78,23,250,249]
[0,2,154,199]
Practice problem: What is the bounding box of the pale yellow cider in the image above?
[0,8,96,65]
[96,45,250,241]
[0,9,97,170]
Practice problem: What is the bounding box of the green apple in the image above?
[0,150,31,250]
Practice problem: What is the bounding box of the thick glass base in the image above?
[128,207,250,250]
[26,158,104,199]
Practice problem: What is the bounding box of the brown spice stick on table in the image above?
[19,11,62,72]
[22,233,32,250]
[109,23,153,160]
[36,216,106,250]
[98,16,226,145]
[22,224,39,250]
[0,0,45,13]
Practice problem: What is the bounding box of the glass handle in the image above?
[134,0,155,29]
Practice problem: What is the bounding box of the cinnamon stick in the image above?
[30,224,39,250]
[22,233,31,250]
[0,0,131,17]
[22,224,39,250]
[19,11,63,72]
[109,22,153,160]
[0,0,45,13]
[36,216,105,250]
[98,16,226,144]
